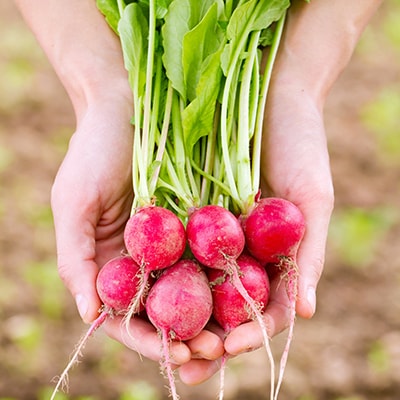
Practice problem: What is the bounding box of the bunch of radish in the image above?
[51,1,307,400]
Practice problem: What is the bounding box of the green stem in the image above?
[251,13,287,198]
[171,92,192,199]
[138,0,156,203]
[148,80,173,197]
[237,30,261,209]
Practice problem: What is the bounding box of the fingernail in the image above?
[75,294,88,320]
[307,287,316,315]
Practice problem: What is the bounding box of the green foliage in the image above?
[360,88,400,164]
[383,0,400,48]
[0,23,44,111]
[23,259,66,319]
[37,387,69,400]
[297,395,316,400]
[334,397,363,400]
[4,314,43,352]
[0,140,14,173]
[119,381,160,400]
[329,207,395,268]
[368,340,390,374]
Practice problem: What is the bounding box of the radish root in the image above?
[225,257,276,400]
[160,330,180,400]
[50,309,108,400]
[274,257,299,400]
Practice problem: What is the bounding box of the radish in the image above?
[241,197,306,400]
[208,253,270,333]
[50,255,143,400]
[242,197,306,265]
[145,259,213,400]
[94,2,293,399]
[186,205,245,269]
[208,253,271,400]
[186,204,276,399]
[122,205,186,326]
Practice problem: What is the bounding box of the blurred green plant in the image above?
[0,140,14,173]
[23,258,66,319]
[360,87,400,164]
[37,387,69,400]
[382,1,400,48]
[329,207,395,268]
[297,395,316,400]
[119,381,160,400]
[3,314,42,351]
[334,397,363,400]
[368,339,390,374]
[0,25,44,111]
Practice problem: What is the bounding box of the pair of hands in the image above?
[14,0,381,388]
[50,76,333,385]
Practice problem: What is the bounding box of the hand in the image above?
[51,92,224,373]
[224,83,334,356]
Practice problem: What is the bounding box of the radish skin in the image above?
[208,253,270,332]
[146,259,213,400]
[242,197,306,400]
[123,205,186,327]
[186,205,276,400]
[208,253,270,400]
[50,255,143,400]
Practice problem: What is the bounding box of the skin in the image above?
[13,0,383,386]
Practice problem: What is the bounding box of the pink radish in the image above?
[145,259,213,400]
[208,253,270,400]
[123,205,186,325]
[186,204,276,400]
[241,197,306,400]
[50,255,143,400]
[186,205,245,269]
[208,253,270,333]
[97,255,146,313]
[242,197,305,265]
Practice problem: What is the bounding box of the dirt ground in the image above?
[1,2,399,400]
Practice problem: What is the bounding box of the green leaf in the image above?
[222,0,290,74]
[118,3,148,97]
[182,3,224,102]
[161,0,216,99]
[182,48,223,155]
[96,0,120,34]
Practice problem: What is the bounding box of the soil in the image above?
[0,2,399,400]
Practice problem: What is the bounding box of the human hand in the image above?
[51,91,224,373]
[223,84,334,357]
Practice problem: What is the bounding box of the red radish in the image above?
[186,204,276,400]
[50,255,143,400]
[97,255,145,313]
[123,205,186,325]
[208,253,270,400]
[208,253,270,333]
[146,259,213,400]
[186,204,245,269]
[242,197,305,265]
[241,197,306,400]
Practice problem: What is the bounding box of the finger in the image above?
[185,330,225,361]
[295,194,333,319]
[51,180,102,323]
[103,316,192,365]
[179,359,222,385]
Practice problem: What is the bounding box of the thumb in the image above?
[295,197,333,319]
[52,198,102,323]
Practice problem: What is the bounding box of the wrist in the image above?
[270,0,382,107]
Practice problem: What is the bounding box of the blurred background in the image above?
[0,1,399,400]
